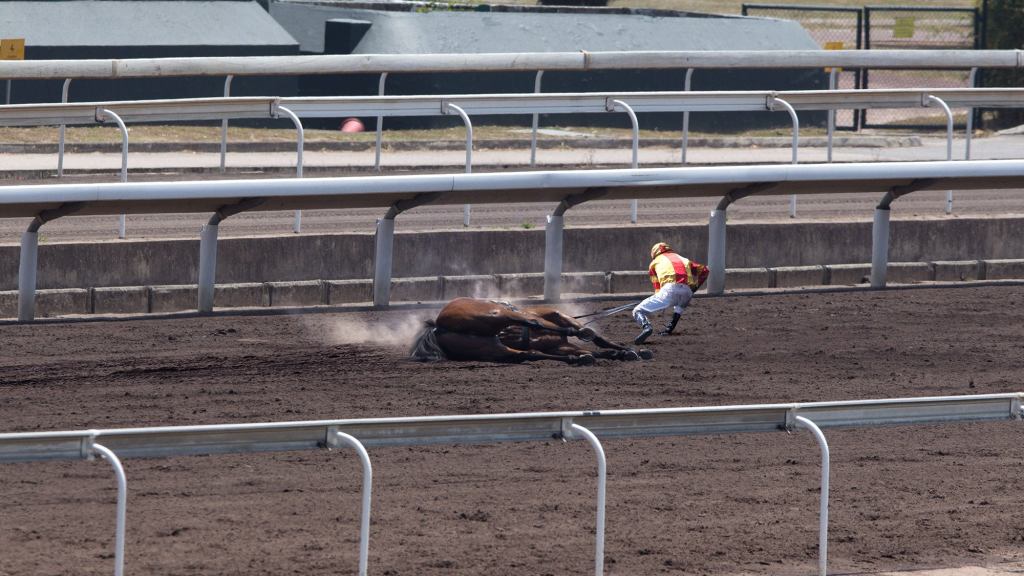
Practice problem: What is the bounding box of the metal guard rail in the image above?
[2,88,1022,127]
[1,50,1024,80]
[0,97,280,127]
[2,393,1020,463]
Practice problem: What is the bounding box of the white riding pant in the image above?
[632,283,693,326]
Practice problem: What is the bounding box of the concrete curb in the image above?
[4,277,1024,327]
[3,258,1021,321]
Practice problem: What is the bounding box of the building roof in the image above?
[272,1,819,55]
[1,1,297,47]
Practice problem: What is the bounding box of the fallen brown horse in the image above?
[410,297,652,365]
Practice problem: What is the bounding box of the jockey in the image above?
[632,242,709,345]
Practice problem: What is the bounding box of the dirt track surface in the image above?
[1,286,1023,575]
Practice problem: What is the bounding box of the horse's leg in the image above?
[553,343,640,361]
[514,315,595,341]
[525,305,653,360]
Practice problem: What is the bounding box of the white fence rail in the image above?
[3,87,1020,183]
[5,159,1024,320]
[2,393,1021,576]
[3,49,1017,220]
[1,50,1023,80]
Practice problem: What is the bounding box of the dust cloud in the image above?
[319,314,431,349]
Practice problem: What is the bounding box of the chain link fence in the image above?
[863,7,978,128]
[742,4,862,129]
[742,4,981,130]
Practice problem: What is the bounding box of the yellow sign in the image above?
[893,17,915,39]
[824,41,844,73]
[1,38,25,60]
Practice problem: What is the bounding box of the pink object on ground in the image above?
[340,117,365,132]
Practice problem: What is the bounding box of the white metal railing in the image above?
[0,97,278,126]
[0,97,298,237]
[5,159,1024,319]
[3,49,1014,218]
[4,87,1020,200]
[2,393,1021,576]
[1,50,1023,80]
[6,88,1018,170]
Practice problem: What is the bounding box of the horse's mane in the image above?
[408,320,446,362]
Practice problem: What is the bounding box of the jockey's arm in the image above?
[693,262,710,291]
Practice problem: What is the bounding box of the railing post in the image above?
[827,68,837,163]
[97,108,129,239]
[707,209,727,295]
[86,438,128,576]
[17,229,39,322]
[544,214,564,302]
[220,74,234,173]
[530,70,544,168]
[375,72,388,172]
[681,68,694,164]
[870,207,891,288]
[373,216,395,307]
[441,101,473,226]
[564,419,607,576]
[58,78,71,177]
[965,67,977,160]
[275,105,305,233]
[925,94,955,214]
[794,415,830,576]
[198,222,219,313]
[326,428,373,576]
[608,98,640,224]
[769,97,800,218]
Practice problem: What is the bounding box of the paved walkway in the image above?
[1,133,1022,176]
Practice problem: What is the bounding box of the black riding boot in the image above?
[634,318,654,345]
[658,312,681,336]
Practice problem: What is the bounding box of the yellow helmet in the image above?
[650,242,672,259]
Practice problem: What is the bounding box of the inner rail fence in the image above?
[2,393,1021,576]
[1,86,1020,232]
[5,159,1024,320]
[2,49,1017,173]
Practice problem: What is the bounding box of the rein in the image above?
[574,301,640,325]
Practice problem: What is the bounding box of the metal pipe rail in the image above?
[2,50,1023,80]
[0,97,279,126]
[279,88,1024,119]
[0,97,286,244]
[6,393,1017,461]
[6,160,1024,219]
[777,88,1024,110]
[5,89,1020,180]
[6,159,1024,317]
[1,395,1020,575]
[278,91,774,117]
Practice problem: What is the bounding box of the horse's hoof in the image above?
[622,350,641,361]
[638,349,654,360]
[576,327,597,342]
[575,354,596,366]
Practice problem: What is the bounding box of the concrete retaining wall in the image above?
[3,216,1024,318]
[2,259,1021,319]
[3,216,1023,291]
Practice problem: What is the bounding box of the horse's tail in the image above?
[409,320,446,362]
